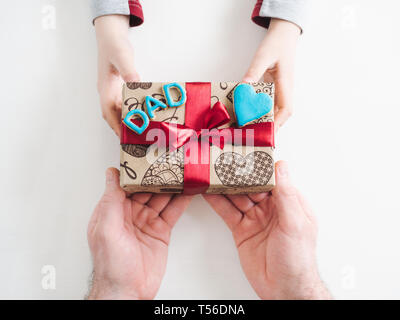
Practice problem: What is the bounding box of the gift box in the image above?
[120,82,275,194]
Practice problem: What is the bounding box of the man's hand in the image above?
[95,15,139,137]
[203,161,331,300]
[87,168,192,300]
[243,18,300,131]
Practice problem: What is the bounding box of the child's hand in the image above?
[243,18,301,130]
[95,15,139,137]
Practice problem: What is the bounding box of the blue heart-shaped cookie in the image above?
[233,84,273,127]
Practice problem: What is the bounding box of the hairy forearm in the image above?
[283,281,332,300]
[270,278,332,300]
[87,287,139,300]
[85,271,140,300]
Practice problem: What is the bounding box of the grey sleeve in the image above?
[258,0,308,32]
[90,0,130,22]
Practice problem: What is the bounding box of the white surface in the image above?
[0,0,400,299]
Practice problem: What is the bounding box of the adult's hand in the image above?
[87,168,192,299]
[243,18,301,130]
[203,161,331,300]
[94,15,139,137]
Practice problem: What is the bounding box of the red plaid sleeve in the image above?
[128,0,144,27]
[251,0,270,28]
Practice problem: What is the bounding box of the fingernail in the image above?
[277,162,289,178]
[106,169,114,185]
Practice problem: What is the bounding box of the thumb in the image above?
[274,161,294,193]
[243,49,274,83]
[96,168,125,229]
[272,161,305,232]
[104,167,124,197]
[111,45,140,82]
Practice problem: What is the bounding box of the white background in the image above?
[0,0,399,299]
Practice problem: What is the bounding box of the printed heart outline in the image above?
[214,151,274,187]
[233,83,273,127]
[142,148,184,186]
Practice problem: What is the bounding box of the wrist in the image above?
[87,275,140,300]
[269,276,332,300]
[287,279,331,300]
[87,288,139,300]
[95,15,130,42]
[268,18,301,37]
[87,285,140,300]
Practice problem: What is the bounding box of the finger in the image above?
[87,208,100,238]
[97,168,126,228]
[102,106,121,137]
[202,194,243,231]
[273,69,294,130]
[132,193,152,205]
[272,161,305,229]
[104,167,123,195]
[226,194,255,213]
[274,105,292,132]
[297,192,317,224]
[243,44,275,82]
[160,194,193,227]
[147,194,173,213]
[110,45,140,82]
[248,192,268,203]
[273,161,297,199]
[263,70,274,83]
[98,71,124,137]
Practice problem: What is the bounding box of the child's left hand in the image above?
[243,18,301,131]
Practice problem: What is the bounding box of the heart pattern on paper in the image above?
[233,83,273,127]
[121,144,150,158]
[126,82,152,90]
[214,151,273,186]
[141,148,184,186]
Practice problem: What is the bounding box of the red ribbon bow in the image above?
[121,82,274,194]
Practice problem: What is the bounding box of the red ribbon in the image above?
[121,82,275,194]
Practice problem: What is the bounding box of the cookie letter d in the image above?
[123,109,150,135]
[163,82,186,108]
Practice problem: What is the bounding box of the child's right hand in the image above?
[94,15,139,137]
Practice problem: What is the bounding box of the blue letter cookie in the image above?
[163,82,186,108]
[123,109,150,135]
[145,96,167,119]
